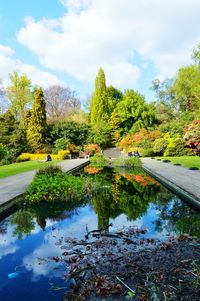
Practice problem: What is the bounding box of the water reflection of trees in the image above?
[11,210,35,239]
[10,167,197,239]
[90,168,161,229]
[10,199,86,238]
[154,196,200,238]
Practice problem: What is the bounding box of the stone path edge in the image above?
[0,160,89,220]
[143,165,200,210]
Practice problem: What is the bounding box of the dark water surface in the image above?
[0,167,200,301]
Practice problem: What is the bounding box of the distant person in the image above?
[85,151,90,159]
[128,151,133,157]
[45,154,52,162]
[133,151,141,157]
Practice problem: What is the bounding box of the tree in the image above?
[0,80,9,114]
[6,71,33,120]
[192,43,200,65]
[110,111,122,143]
[44,85,80,122]
[88,120,112,149]
[151,78,175,105]
[184,120,200,154]
[172,65,200,112]
[0,110,17,145]
[27,87,47,151]
[114,89,156,135]
[106,86,123,117]
[48,121,90,146]
[90,68,109,125]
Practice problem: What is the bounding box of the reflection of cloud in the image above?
[0,224,19,259]
[23,243,64,279]
[110,214,144,230]
[0,245,19,260]
[22,206,97,279]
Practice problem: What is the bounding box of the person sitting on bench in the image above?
[45,154,52,162]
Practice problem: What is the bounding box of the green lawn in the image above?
[0,160,62,179]
[158,156,200,169]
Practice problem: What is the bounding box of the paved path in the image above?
[0,159,89,211]
[142,158,200,208]
[103,147,124,158]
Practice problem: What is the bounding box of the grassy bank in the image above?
[0,160,62,179]
[158,156,200,169]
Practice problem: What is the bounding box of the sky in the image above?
[0,0,200,104]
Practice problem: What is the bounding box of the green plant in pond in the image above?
[90,153,109,167]
[25,165,86,203]
[36,164,63,176]
[113,157,142,168]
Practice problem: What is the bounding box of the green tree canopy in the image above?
[172,65,200,112]
[106,85,123,116]
[48,121,90,146]
[114,89,156,135]
[6,71,33,120]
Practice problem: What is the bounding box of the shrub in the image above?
[90,153,108,167]
[84,144,101,156]
[16,153,60,161]
[68,144,79,157]
[164,138,193,156]
[140,148,154,157]
[36,165,63,176]
[54,137,71,152]
[113,157,142,168]
[119,129,161,152]
[1,148,21,165]
[57,150,70,160]
[25,166,85,203]
[1,155,12,165]
[16,153,30,162]
[0,143,7,161]
[137,138,153,149]
[153,138,168,156]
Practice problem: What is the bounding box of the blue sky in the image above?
[0,0,200,104]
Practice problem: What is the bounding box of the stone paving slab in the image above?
[142,158,200,207]
[0,159,89,208]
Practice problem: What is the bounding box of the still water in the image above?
[0,167,200,301]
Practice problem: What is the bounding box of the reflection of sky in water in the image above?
[0,187,199,300]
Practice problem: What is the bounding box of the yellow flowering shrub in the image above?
[17,153,60,162]
[57,150,70,160]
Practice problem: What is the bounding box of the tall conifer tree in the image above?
[27,87,47,151]
[90,68,108,125]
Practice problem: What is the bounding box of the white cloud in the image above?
[0,44,63,88]
[16,0,200,90]
[60,0,91,12]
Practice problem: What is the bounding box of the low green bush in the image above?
[25,165,85,203]
[153,138,168,156]
[164,138,193,157]
[54,137,71,152]
[90,153,108,167]
[113,157,142,168]
[140,148,154,157]
[0,143,7,161]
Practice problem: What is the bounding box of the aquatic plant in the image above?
[25,165,86,203]
[112,157,142,168]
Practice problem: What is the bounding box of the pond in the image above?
[0,166,200,301]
